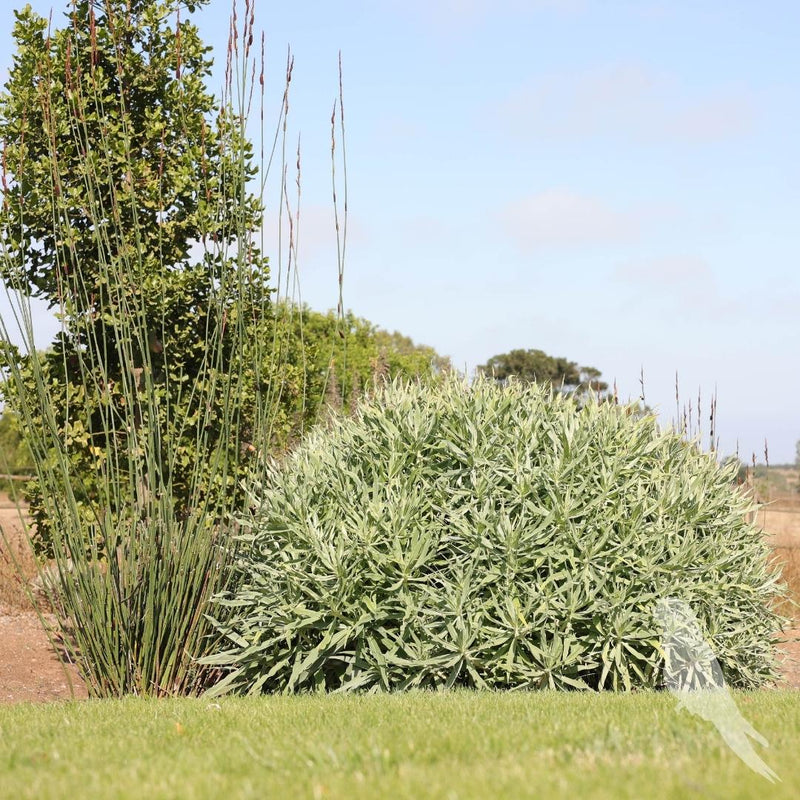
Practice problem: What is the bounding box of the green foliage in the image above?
[0,409,33,474]
[0,408,33,494]
[720,455,749,487]
[267,302,451,448]
[0,0,250,307]
[205,375,786,695]
[0,0,271,559]
[0,0,278,695]
[477,348,608,398]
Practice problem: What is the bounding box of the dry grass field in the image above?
[748,468,800,625]
[760,500,800,626]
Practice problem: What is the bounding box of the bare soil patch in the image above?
[0,494,88,702]
[0,603,87,703]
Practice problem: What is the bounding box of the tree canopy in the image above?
[477,348,608,398]
[0,0,270,554]
[0,0,255,306]
[243,302,452,452]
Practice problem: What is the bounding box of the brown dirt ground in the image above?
[0,603,88,703]
[0,494,799,704]
[0,495,88,702]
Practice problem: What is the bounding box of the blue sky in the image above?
[2,0,798,463]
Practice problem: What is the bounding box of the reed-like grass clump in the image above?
[206,374,787,695]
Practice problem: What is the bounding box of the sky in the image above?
[1,0,798,464]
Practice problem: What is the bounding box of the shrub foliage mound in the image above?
[207,376,785,694]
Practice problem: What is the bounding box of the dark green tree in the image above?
[477,348,608,398]
[0,0,271,556]
[1,0,260,307]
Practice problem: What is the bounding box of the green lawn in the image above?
[1,691,799,799]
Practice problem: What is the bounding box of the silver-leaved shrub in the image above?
[205,374,786,694]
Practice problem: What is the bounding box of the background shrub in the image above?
[265,301,452,455]
[0,410,33,494]
[206,375,787,694]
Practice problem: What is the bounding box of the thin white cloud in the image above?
[501,189,642,251]
[495,64,756,145]
[738,282,800,324]
[613,256,741,319]
[666,96,756,143]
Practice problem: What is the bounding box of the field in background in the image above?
[750,465,800,500]
[746,467,800,621]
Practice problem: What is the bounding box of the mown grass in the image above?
[1,691,799,799]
